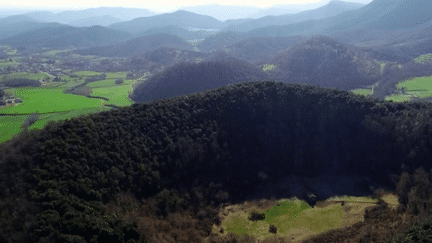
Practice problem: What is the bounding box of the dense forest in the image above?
[2,79,432,242]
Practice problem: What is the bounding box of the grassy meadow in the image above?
[0,71,137,144]
[385,75,432,102]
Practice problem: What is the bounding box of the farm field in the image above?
[0,71,139,144]
[0,72,49,81]
[385,75,432,102]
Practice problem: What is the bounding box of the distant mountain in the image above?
[129,57,270,103]
[222,0,365,32]
[0,21,67,40]
[172,1,334,21]
[315,0,429,34]
[0,14,39,24]
[0,25,132,48]
[23,11,57,22]
[0,9,37,19]
[246,0,331,19]
[25,7,158,24]
[239,0,432,53]
[266,35,382,91]
[176,4,264,22]
[74,33,195,57]
[68,15,123,27]
[108,10,223,34]
[134,25,204,41]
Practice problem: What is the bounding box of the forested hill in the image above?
[2,80,432,242]
[128,56,270,103]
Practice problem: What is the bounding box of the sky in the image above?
[0,0,374,13]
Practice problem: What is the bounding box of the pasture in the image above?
[385,75,432,102]
[0,71,136,144]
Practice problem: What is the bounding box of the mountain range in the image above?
[0,0,430,65]
[222,0,365,32]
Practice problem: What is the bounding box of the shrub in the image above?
[116,79,124,85]
[248,210,265,221]
[269,225,277,234]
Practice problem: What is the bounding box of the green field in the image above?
[385,75,432,102]
[0,72,49,81]
[0,71,137,144]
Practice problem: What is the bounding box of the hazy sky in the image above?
[0,0,374,13]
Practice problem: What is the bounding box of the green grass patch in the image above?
[91,84,134,107]
[105,72,127,80]
[0,71,138,145]
[0,106,111,144]
[262,200,311,224]
[0,87,105,114]
[74,71,101,76]
[414,53,432,64]
[396,75,432,99]
[262,64,276,72]
[350,88,372,96]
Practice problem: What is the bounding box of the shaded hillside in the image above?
[330,19,432,64]
[74,33,195,57]
[0,25,133,48]
[129,57,270,103]
[222,35,307,65]
[222,0,364,32]
[108,10,223,34]
[266,35,382,91]
[245,19,320,38]
[2,80,432,242]
[134,25,204,41]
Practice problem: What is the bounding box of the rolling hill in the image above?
[265,35,382,91]
[129,57,270,103]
